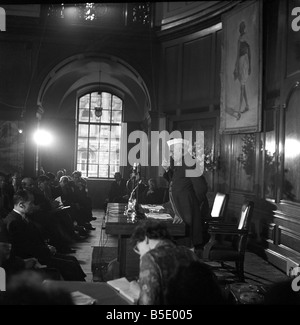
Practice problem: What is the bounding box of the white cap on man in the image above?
[167,138,190,147]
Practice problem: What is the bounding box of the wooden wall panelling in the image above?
[230,133,256,194]
[181,34,212,108]
[159,24,222,113]
[214,29,222,106]
[278,225,300,255]
[160,43,181,111]
[282,86,300,203]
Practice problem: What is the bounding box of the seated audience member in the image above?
[130,219,200,305]
[104,172,128,211]
[164,260,226,305]
[71,171,95,221]
[109,172,128,203]
[22,176,75,253]
[2,270,74,305]
[59,176,95,231]
[4,189,86,281]
[0,218,61,281]
[264,279,300,305]
[140,178,164,205]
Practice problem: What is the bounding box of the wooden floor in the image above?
[71,209,289,287]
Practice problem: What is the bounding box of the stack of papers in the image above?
[140,204,164,211]
[71,291,97,305]
[107,277,139,304]
[145,213,173,220]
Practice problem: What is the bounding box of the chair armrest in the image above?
[205,217,225,225]
[208,227,247,235]
[203,233,217,259]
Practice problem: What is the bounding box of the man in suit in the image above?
[4,189,86,281]
[109,172,128,203]
[162,138,209,250]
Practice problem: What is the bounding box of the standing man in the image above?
[162,138,209,250]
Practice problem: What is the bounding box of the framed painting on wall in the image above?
[220,0,262,134]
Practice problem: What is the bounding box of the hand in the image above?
[129,280,141,295]
[173,214,183,224]
[23,258,38,269]
[162,158,170,172]
[47,244,57,255]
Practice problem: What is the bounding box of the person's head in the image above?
[56,170,65,180]
[37,175,50,192]
[148,178,157,190]
[46,172,56,183]
[13,189,34,216]
[72,170,82,184]
[164,261,226,305]
[130,219,172,257]
[59,176,69,188]
[4,270,74,305]
[21,177,35,190]
[239,21,246,34]
[167,138,190,164]
[114,172,122,182]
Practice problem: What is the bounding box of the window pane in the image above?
[99,151,109,164]
[76,91,123,179]
[109,165,119,177]
[78,124,89,138]
[99,165,109,178]
[110,151,119,164]
[100,110,110,123]
[90,92,101,123]
[112,95,122,111]
[79,94,90,108]
[111,125,121,139]
[77,139,88,154]
[88,164,98,178]
[79,108,90,122]
[112,111,122,123]
[89,124,100,139]
[102,92,112,110]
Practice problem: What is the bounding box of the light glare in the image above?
[33,130,53,146]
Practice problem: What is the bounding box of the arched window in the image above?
[76,91,123,178]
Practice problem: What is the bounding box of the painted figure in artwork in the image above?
[233,21,251,120]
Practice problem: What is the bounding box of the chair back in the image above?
[211,192,229,218]
[237,201,254,230]
[236,201,254,253]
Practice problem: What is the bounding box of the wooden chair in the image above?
[202,192,229,244]
[200,200,254,281]
[206,192,229,223]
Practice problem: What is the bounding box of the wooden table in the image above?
[43,280,132,305]
[105,203,186,277]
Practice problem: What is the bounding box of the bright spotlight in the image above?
[33,129,53,146]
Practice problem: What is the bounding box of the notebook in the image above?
[107,277,139,304]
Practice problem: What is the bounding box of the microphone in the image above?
[129,180,142,201]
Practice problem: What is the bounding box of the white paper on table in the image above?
[145,213,173,220]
